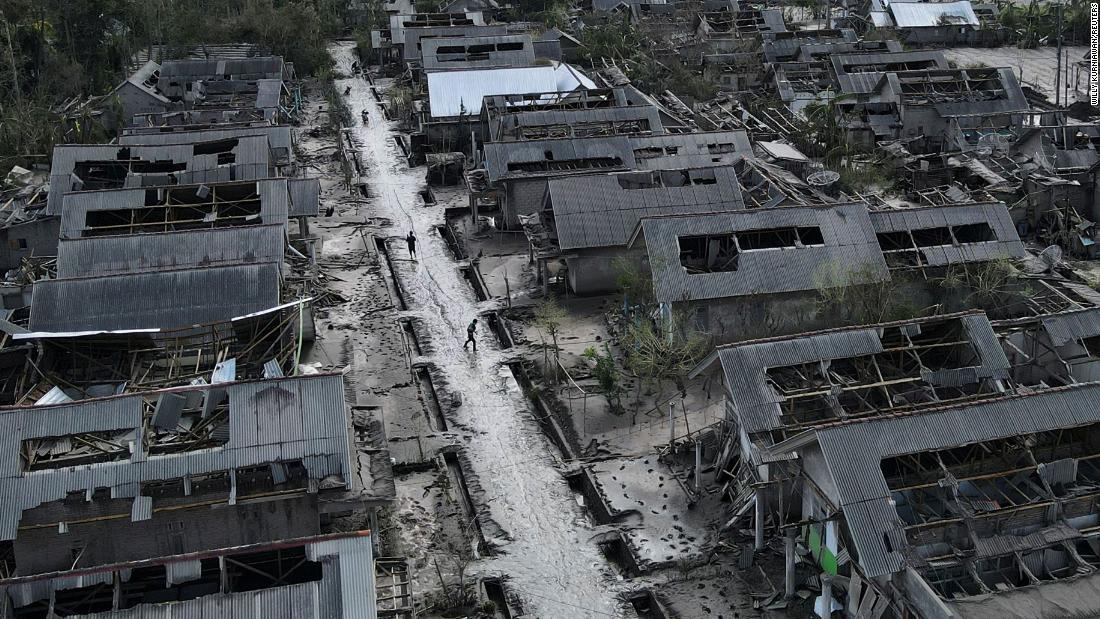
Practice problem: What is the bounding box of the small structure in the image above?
[482,87,665,141]
[885,0,983,45]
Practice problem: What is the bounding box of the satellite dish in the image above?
[1039,245,1063,271]
[807,170,841,186]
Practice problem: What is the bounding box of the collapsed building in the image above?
[0,374,362,575]
[0,531,378,618]
[99,57,294,130]
[693,309,1100,617]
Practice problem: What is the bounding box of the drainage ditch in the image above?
[442,449,490,554]
[461,265,490,302]
[598,533,642,578]
[507,361,577,462]
[399,318,422,357]
[481,578,514,619]
[438,223,467,260]
[627,590,669,619]
[373,237,407,311]
[414,366,448,432]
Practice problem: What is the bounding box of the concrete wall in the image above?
[15,493,318,574]
[503,177,548,229]
[566,248,644,295]
[0,218,60,273]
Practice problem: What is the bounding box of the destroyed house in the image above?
[0,374,356,575]
[479,130,752,228]
[131,78,287,127]
[759,28,859,62]
[6,299,312,405]
[117,125,295,166]
[830,50,950,90]
[46,136,277,216]
[870,202,1026,271]
[421,34,536,71]
[769,382,1100,618]
[837,66,1027,150]
[540,166,745,294]
[0,531,377,618]
[402,24,507,64]
[155,56,290,99]
[418,63,597,151]
[100,61,170,132]
[766,60,833,115]
[28,262,283,333]
[482,88,665,142]
[628,203,888,340]
[52,178,309,237]
[998,305,1100,389]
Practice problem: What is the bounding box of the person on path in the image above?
[406,231,417,259]
[463,318,478,351]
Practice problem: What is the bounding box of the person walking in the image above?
[463,318,478,351]
[406,231,417,259]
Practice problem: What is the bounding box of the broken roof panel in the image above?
[117,126,294,158]
[813,382,1100,578]
[888,0,979,27]
[711,312,1009,435]
[55,224,285,279]
[0,374,351,542]
[288,177,321,217]
[46,136,274,216]
[635,203,888,304]
[426,64,596,118]
[421,34,536,71]
[549,166,745,250]
[869,202,1026,267]
[482,130,752,181]
[158,56,286,81]
[29,262,282,332]
[57,178,291,239]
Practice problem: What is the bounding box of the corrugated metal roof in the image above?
[868,202,1026,265]
[639,203,888,304]
[288,178,321,217]
[482,130,752,182]
[1040,307,1100,346]
[118,126,293,159]
[55,224,285,278]
[402,24,506,60]
[550,166,745,250]
[714,312,1007,434]
[492,105,665,141]
[814,382,1100,577]
[426,64,596,118]
[422,34,536,71]
[58,178,291,239]
[0,374,351,542]
[159,57,286,80]
[888,0,978,27]
[29,262,282,332]
[47,136,274,216]
[3,532,375,618]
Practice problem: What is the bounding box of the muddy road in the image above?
[330,42,624,618]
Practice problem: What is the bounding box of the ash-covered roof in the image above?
[706,312,1009,435]
[813,382,1100,577]
[549,166,744,250]
[869,202,1026,267]
[118,125,294,158]
[633,203,888,304]
[482,130,752,182]
[46,136,274,216]
[29,262,282,332]
[0,373,351,542]
[0,531,377,617]
[55,224,285,279]
[421,34,536,71]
